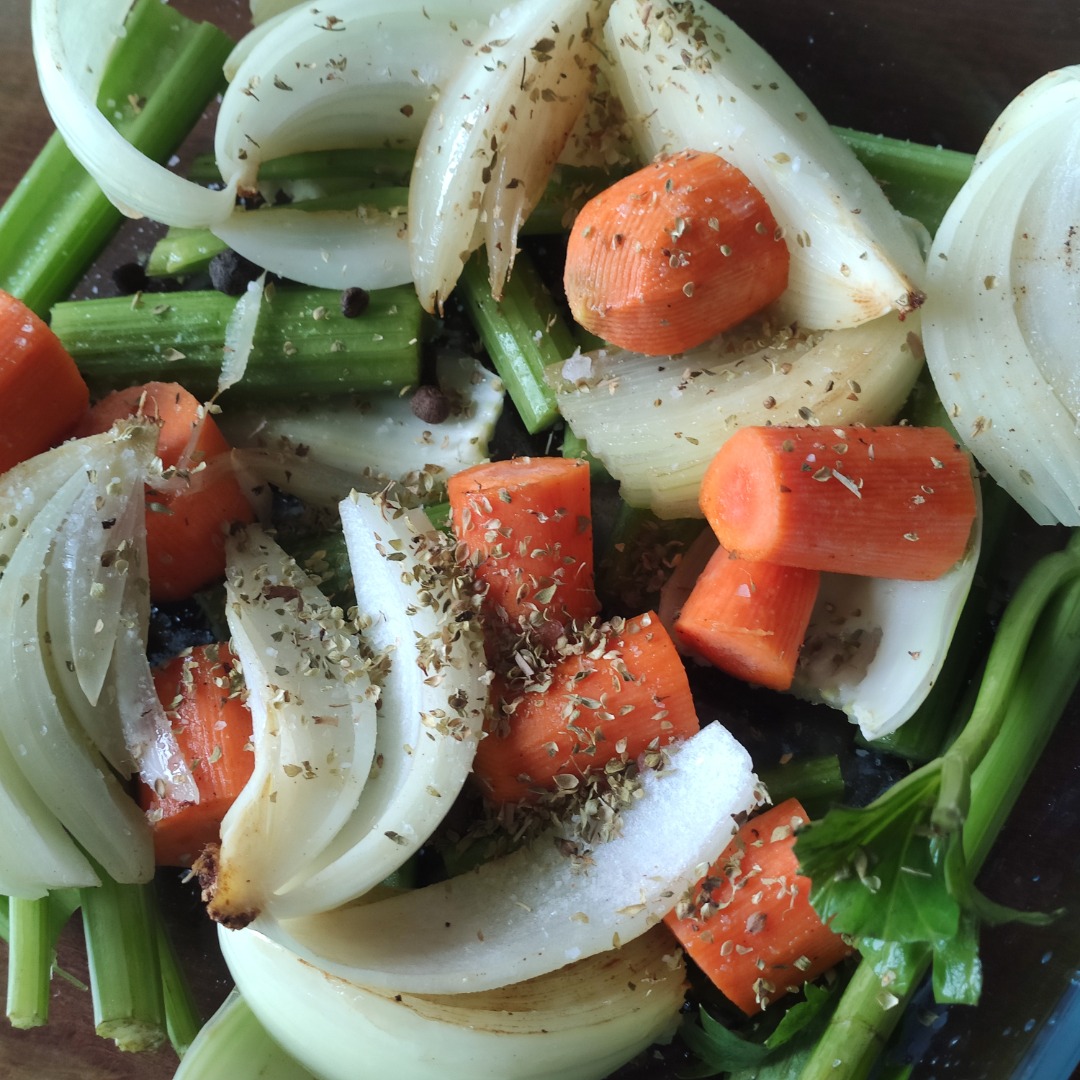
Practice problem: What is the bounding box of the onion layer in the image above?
[221,926,685,1080]
[924,67,1080,524]
[601,0,926,330]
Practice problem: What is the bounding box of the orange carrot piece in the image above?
[699,425,977,581]
[674,544,820,691]
[0,289,89,474]
[75,381,255,601]
[664,798,852,1014]
[139,644,254,868]
[472,611,699,805]
[448,456,599,639]
[563,149,788,356]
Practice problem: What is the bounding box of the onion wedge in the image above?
[409,0,610,311]
[268,493,488,916]
[601,0,926,330]
[255,721,757,992]
[551,313,923,519]
[220,927,685,1080]
[202,527,378,927]
[924,67,1080,525]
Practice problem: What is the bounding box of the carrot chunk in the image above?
[664,798,852,1013]
[563,149,788,356]
[699,425,977,580]
[472,611,700,805]
[139,644,254,868]
[75,381,256,601]
[0,289,89,474]
[448,456,599,640]
[674,544,820,691]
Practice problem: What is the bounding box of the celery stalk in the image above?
[157,916,203,1058]
[459,250,575,433]
[797,532,1080,1080]
[757,756,845,820]
[5,898,52,1029]
[49,285,426,402]
[0,0,233,316]
[79,873,166,1051]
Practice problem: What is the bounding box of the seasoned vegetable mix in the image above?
[1,1,1079,1079]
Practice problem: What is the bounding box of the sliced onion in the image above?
[408,0,608,311]
[793,489,982,741]
[923,67,1080,525]
[0,433,160,885]
[215,0,506,193]
[552,312,923,519]
[218,274,267,398]
[30,0,237,226]
[601,0,926,330]
[261,721,756,991]
[208,527,378,926]
[221,354,504,509]
[268,493,488,916]
[212,208,412,292]
[221,927,685,1080]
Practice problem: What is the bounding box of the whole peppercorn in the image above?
[112,261,148,296]
[340,287,371,318]
[410,384,451,425]
[209,249,264,295]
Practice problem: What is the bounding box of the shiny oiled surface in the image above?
[1,2,1079,1079]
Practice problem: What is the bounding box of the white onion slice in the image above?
[409,0,608,311]
[263,721,756,991]
[208,527,378,925]
[601,0,926,330]
[923,67,1080,525]
[221,354,504,508]
[269,493,487,916]
[218,274,267,398]
[552,313,923,519]
[212,209,412,292]
[793,490,982,741]
[216,0,507,193]
[221,927,685,1080]
[30,0,237,227]
[0,438,158,885]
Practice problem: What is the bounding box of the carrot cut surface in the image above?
[473,611,699,805]
[0,289,89,474]
[139,644,254,868]
[664,798,852,1014]
[563,149,788,356]
[674,544,820,691]
[699,425,977,581]
[448,456,599,640]
[76,381,255,601]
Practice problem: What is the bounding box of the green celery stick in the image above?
[80,872,166,1052]
[757,756,846,820]
[50,285,427,402]
[459,250,574,433]
[157,916,203,1058]
[0,0,233,316]
[5,898,52,1029]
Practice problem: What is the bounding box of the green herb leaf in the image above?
[679,1008,770,1077]
[764,981,835,1049]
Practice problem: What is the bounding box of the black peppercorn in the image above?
[410,384,451,424]
[209,249,264,296]
[340,286,371,318]
[112,261,148,296]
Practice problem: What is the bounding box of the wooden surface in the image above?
[1,2,1079,1079]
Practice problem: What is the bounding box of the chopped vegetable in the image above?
[674,544,821,692]
[75,382,256,601]
[448,456,600,646]
[473,611,700,804]
[665,798,852,1015]
[0,0,232,315]
[0,289,88,474]
[138,645,254,868]
[564,149,788,355]
[700,425,977,581]
[49,284,426,403]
